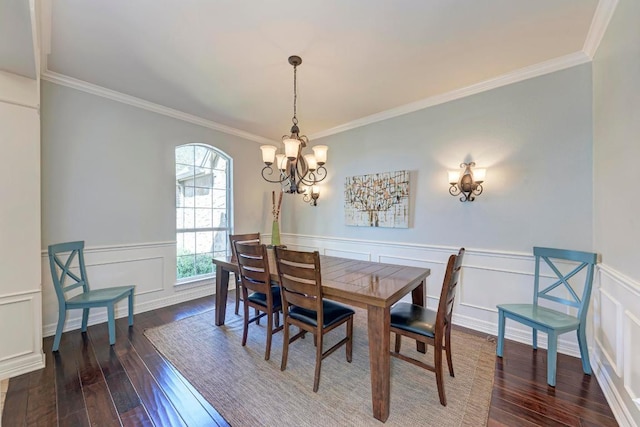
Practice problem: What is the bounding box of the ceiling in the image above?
[42,0,602,142]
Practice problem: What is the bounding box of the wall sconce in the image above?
[303,185,320,206]
[448,162,486,202]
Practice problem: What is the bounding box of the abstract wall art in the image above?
[344,170,410,228]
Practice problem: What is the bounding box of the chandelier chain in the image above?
[292,63,298,125]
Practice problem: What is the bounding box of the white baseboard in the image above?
[593,351,637,427]
[0,353,45,381]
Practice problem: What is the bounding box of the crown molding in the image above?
[42,48,593,145]
[37,0,52,75]
[41,70,275,145]
[310,51,591,140]
[583,0,619,58]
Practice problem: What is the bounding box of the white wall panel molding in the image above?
[41,71,273,144]
[378,254,445,267]
[0,291,44,379]
[623,310,640,405]
[596,288,623,376]
[593,352,636,427]
[40,240,176,256]
[282,233,583,356]
[282,233,530,258]
[599,264,640,297]
[592,262,640,426]
[40,241,214,338]
[324,248,371,261]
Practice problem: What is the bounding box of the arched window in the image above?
[175,143,231,281]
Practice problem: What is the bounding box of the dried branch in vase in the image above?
[272,190,283,221]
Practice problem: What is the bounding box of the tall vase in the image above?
[271,220,281,247]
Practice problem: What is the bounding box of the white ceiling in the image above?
[44,0,601,142]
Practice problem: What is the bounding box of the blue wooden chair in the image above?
[48,241,135,352]
[496,247,597,386]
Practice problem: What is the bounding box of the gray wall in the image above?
[284,64,594,253]
[593,0,640,280]
[41,81,272,248]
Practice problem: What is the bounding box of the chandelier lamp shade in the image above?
[448,162,486,202]
[260,55,328,195]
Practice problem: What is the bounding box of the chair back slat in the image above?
[436,248,465,331]
[234,242,272,295]
[48,241,90,305]
[239,254,268,270]
[532,247,597,322]
[229,233,260,262]
[276,261,318,281]
[274,248,323,316]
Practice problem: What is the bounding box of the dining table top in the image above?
[212,249,431,423]
[212,252,430,309]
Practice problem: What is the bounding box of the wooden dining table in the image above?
[212,252,431,423]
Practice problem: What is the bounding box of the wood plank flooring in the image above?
[2,296,618,426]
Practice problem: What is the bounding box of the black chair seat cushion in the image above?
[289,300,354,328]
[390,302,437,338]
[247,286,282,310]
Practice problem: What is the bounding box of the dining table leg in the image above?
[215,264,230,326]
[412,280,427,354]
[368,304,391,422]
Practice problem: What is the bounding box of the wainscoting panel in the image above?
[0,291,45,379]
[282,233,586,352]
[623,310,640,410]
[40,242,215,337]
[596,288,623,376]
[34,235,640,425]
[324,248,371,261]
[279,234,639,424]
[592,265,640,426]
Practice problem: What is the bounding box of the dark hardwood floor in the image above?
[2,296,618,426]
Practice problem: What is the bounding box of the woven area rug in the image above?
[144,302,496,426]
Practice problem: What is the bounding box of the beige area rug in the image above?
[144,303,496,427]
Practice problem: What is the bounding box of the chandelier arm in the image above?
[261,166,291,184]
[299,166,328,186]
[473,184,483,196]
[294,155,309,182]
[449,185,461,197]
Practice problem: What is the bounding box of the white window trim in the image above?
[175,143,233,284]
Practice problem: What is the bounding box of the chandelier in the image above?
[260,55,328,195]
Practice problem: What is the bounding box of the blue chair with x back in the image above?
[496,246,597,386]
[48,241,135,351]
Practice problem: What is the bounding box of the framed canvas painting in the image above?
[344,170,409,228]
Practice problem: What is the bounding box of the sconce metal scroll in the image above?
[303,185,320,206]
[448,162,486,202]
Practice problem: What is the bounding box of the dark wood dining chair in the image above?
[389,247,465,406]
[48,241,135,352]
[274,247,355,392]
[233,241,283,360]
[229,232,260,315]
